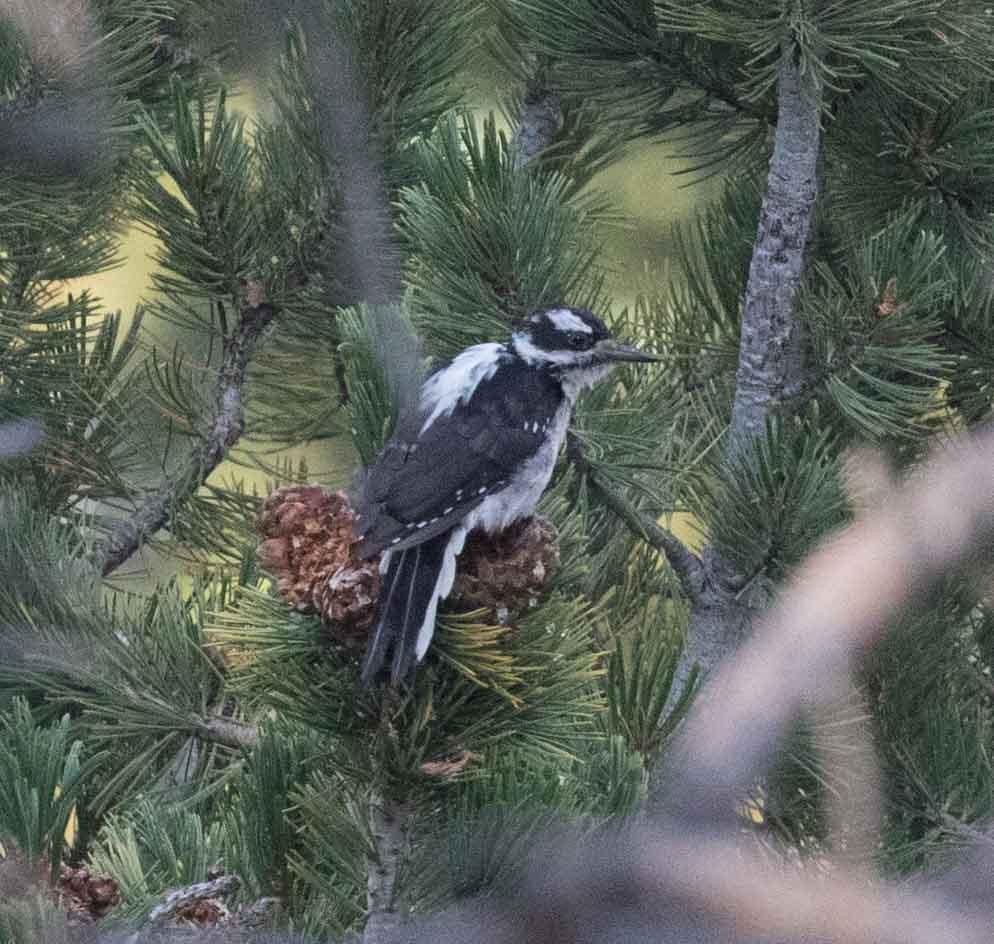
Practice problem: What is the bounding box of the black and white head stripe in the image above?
[512,306,610,364]
[546,307,595,335]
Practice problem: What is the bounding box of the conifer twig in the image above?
[145,874,240,926]
[566,432,705,601]
[512,64,563,169]
[94,297,277,576]
[194,715,259,751]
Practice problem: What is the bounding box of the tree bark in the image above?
[512,69,563,170]
[363,791,415,944]
[725,50,821,462]
[649,49,823,809]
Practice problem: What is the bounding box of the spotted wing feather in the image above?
[355,361,563,558]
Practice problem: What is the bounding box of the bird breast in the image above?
[464,400,573,535]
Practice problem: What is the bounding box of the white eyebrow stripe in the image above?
[547,308,593,334]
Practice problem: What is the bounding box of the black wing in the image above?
[355,360,563,558]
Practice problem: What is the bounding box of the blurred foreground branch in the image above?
[413,426,994,943]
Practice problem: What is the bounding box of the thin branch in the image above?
[145,875,240,926]
[94,298,276,576]
[566,432,706,602]
[194,715,259,751]
[512,67,563,169]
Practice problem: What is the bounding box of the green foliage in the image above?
[88,800,227,918]
[0,700,84,877]
[288,770,371,934]
[604,628,697,765]
[828,82,994,254]
[692,415,849,584]
[136,82,258,314]
[339,302,426,464]
[224,721,326,903]
[654,0,990,102]
[868,587,994,870]
[665,176,763,400]
[804,218,954,442]
[398,113,608,359]
[0,538,240,811]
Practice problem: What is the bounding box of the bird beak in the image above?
[596,339,661,363]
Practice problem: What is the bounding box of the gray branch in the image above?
[195,715,259,751]
[512,72,563,170]
[725,50,821,461]
[566,433,706,602]
[145,875,240,926]
[363,791,415,944]
[94,300,276,576]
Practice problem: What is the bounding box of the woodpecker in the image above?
[355,306,658,686]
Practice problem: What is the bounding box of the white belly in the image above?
[463,400,572,535]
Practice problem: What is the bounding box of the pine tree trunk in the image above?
[726,49,822,461]
[363,790,414,944]
[650,47,822,810]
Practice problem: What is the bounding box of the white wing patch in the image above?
[546,308,594,334]
[420,342,506,433]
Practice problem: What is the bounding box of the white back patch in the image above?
[546,308,593,334]
[420,343,505,433]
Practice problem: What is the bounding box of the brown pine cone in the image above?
[256,485,380,645]
[313,561,381,650]
[58,864,121,921]
[452,516,559,623]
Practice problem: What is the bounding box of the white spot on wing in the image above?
[547,308,594,334]
[420,342,506,433]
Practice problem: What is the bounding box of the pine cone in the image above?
[256,485,380,646]
[314,562,381,651]
[58,864,120,921]
[452,516,559,623]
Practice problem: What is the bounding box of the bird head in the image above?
[510,307,658,392]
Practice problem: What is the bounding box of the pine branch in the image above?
[194,715,259,751]
[145,874,240,925]
[725,49,821,461]
[566,432,705,602]
[94,297,276,576]
[364,791,414,944]
[512,69,563,169]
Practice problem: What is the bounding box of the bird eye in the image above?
[567,332,589,350]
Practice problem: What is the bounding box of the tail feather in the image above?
[359,532,453,687]
[359,548,409,688]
